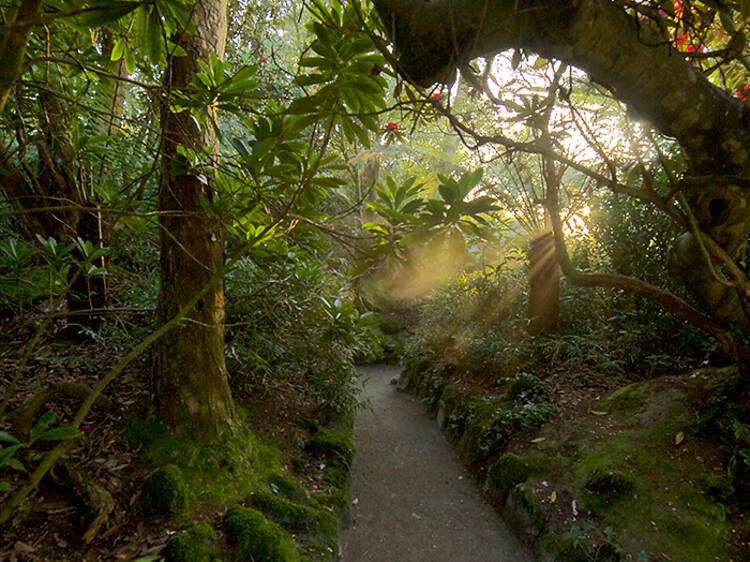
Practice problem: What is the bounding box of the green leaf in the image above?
[511,49,522,70]
[37,426,82,441]
[0,482,9,492]
[31,411,56,440]
[7,458,25,471]
[232,138,249,159]
[146,7,163,64]
[76,1,141,28]
[719,11,736,34]
[124,45,136,74]
[296,74,328,86]
[0,444,21,466]
[110,38,125,61]
[351,121,371,148]
[0,431,19,444]
[299,56,330,68]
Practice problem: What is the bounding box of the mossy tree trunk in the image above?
[153,0,237,436]
[371,0,750,327]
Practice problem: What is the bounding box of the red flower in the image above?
[432,93,442,99]
[686,45,695,53]
[385,122,398,132]
[81,424,93,432]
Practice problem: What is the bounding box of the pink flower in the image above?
[81,424,93,432]
[572,499,578,517]
[261,56,266,62]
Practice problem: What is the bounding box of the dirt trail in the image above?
[339,364,532,561]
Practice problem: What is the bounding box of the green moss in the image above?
[606,382,647,414]
[297,418,320,432]
[164,523,221,562]
[224,506,299,562]
[697,473,734,501]
[291,456,305,473]
[439,383,456,412]
[269,472,308,503]
[250,488,332,533]
[143,464,189,516]
[583,468,636,514]
[504,481,546,537]
[487,452,549,504]
[125,417,281,506]
[306,428,354,465]
[459,397,507,465]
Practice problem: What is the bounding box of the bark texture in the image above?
[372,0,750,324]
[0,0,42,113]
[153,0,236,436]
[528,230,560,335]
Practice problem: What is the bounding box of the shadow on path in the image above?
[340,364,533,561]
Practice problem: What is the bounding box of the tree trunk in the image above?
[0,0,42,114]
[153,0,237,436]
[527,230,560,335]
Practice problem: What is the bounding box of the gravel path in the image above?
[339,364,533,562]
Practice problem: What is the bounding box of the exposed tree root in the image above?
[12,382,114,439]
[51,460,115,544]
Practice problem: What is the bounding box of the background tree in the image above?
[368,0,750,355]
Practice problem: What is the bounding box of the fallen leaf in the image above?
[12,542,35,554]
[549,491,557,503]
[675,431,685,446]
[591,410,608,416]
[530,437,547,443]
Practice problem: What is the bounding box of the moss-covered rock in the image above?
[606,383,647,414]
[503,481,546,539]
[584,468,636,514]
[250,488,333,534]
[268,472,308,503]
[487,452,550,504]
[224,506,299,561]
[459,397,506,466]
[143,464,189,516]
[305,428,353,465]
[439,384,456,413]
[164,523,221,562]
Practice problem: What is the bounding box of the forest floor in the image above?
[340,363,532,561]
[0,330,350,561]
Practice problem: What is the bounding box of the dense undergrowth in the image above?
[0,216,384,559]
[399,254,750,560]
